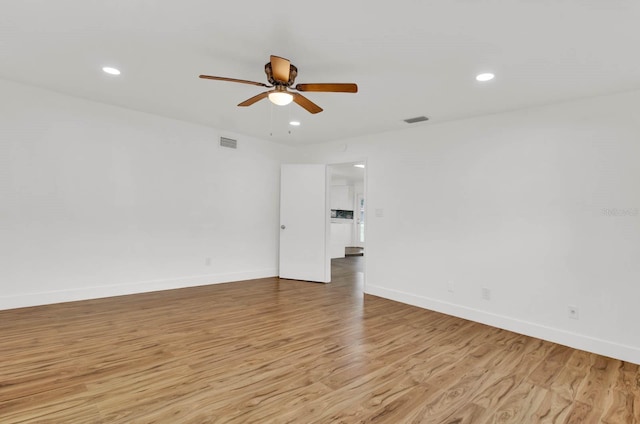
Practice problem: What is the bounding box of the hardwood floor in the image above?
[1,257,638,423]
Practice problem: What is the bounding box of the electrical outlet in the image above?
[568,305,579,320]
[482,287,491,301]
[447,281,455,293]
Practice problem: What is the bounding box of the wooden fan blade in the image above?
[270,55,291,83]
[295,83,358,93]
[292,93,323,114]
[199,75,270,87]
[238,91,270,107]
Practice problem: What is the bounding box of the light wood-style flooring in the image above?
[1,257,638,423]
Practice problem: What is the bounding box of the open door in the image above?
[279,164,330,283]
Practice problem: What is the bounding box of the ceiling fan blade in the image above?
[238,91,270,107]
[270,55,291,83]
[199,75,270,87]
[292,93,323,114]
[295,83,358,93]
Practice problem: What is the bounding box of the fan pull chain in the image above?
[269,102,273,136]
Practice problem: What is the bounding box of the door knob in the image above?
[281,225,286,230]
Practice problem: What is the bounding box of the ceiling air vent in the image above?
[219,137,237,149]
[404,116,429,124]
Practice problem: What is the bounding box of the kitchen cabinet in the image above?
[330,185,354,211]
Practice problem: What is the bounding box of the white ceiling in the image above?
[2,1,640,145]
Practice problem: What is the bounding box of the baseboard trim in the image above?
[0,268,278,311]
[365,284,640,365]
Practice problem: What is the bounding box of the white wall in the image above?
[295,90,640,364]
[4,77,639,364]
[0,79,288,309]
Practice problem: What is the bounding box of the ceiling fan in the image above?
[199,55,357,114]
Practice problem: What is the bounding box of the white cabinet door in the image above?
[330,185,354,210]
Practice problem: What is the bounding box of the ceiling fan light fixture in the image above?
[268,91,293,106]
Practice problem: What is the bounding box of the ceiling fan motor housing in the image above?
[265,62,298,86]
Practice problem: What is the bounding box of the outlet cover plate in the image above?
[482,287,491,301]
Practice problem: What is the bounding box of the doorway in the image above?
[327,161,366,287]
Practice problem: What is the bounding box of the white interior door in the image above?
[279,164,330,283]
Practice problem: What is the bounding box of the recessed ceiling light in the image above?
[354,164,365,168]
[289,121,301,126]
[476,73,495,82]
[102,66,121,75]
